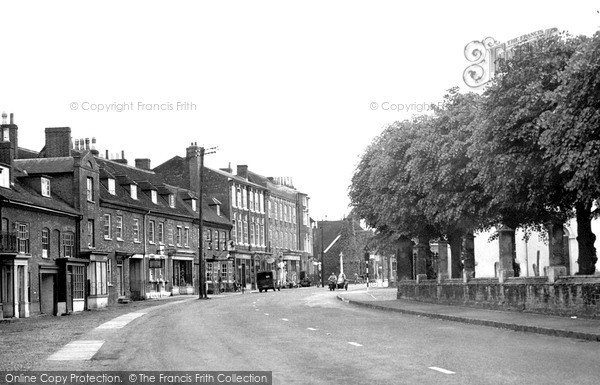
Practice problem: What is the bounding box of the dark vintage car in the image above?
[257,271,280,293]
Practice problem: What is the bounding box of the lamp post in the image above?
[198,145,217,300]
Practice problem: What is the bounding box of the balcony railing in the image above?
[0,232,18,253]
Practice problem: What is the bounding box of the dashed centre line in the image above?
[307,327,317,331]
[429,367,455,375]
[96,312,146,329]
[281,318,289,321]
[47,340,104,361]
[348,342,363,347]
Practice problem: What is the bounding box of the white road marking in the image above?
[281,318,289,321]
[348,342,363,347]
[264,313,269,316]
[47,340,104,361]
[429,367,455,375]
[96,312,146,329]
[307,328,317,331]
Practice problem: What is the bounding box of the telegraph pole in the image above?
[198,145,217,300]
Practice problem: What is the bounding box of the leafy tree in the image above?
[540,32,600,274]
[469,34,580,231]
[407,89,488,277]
[349,116,441,242]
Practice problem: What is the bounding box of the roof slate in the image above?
[0,180,79,216]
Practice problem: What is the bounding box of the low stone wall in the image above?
[397,275,600,318]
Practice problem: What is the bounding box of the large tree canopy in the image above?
[349,32,600,274]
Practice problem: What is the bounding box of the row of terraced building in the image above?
[0,113,313,319]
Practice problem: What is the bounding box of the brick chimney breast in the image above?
[45,127,72,158]
[135,158,151,170]
[237,165,248,180]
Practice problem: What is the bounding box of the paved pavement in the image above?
[336,287,600,342]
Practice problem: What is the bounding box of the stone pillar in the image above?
[498,226,515,282]
[462,233,475,281]
[396,236,413,281]
[414,237,429,277]
[436,241,449,282]
[547,222,568,281]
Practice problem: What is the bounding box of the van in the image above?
[257,270,280,293]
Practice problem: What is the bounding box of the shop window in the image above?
[173,260,192,287]
[72,265,85,299]
[89,261,107,296]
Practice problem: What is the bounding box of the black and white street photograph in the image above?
[1,1,600,384]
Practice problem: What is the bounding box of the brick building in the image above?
[0,114,82,318]
[155,147,269,290]
[246,173,314,286]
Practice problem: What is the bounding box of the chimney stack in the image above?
[1,113,19,160]
[45,127,72,158]
[236,165,248,180]
[186,142,201,191]
[220,162,232,174]
[114,150,128,164]
[135,158,151,170]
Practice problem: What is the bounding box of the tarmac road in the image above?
[35,286,600,385]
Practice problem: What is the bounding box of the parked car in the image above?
[257,271,280,292]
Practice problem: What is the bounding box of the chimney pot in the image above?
[9,113,14,125]
[1,112,6,124]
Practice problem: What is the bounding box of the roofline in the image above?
[0,196,80,218]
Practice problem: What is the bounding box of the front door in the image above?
[40,273,56,315]
[66,266,73,314]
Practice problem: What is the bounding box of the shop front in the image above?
[233,252,254,291]
[171,252,195,295]
[56,257,88,315]
[147,253,170,299]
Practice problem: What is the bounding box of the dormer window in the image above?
[151,190,158,204]
[131,184,138,200]
[169,194,175,208]
[108,178,116,195]
[191,199,197,212]
[0,166,9,188]
[41,177,51,197]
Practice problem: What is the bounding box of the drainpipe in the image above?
[143,210,150,299]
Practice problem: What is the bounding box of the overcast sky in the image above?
[1,1,598,221]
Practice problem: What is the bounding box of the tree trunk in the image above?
[575,200,597,275]
[448,231,463,278]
